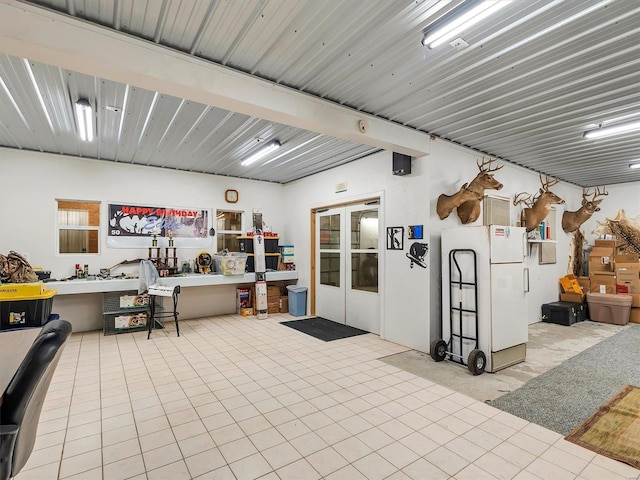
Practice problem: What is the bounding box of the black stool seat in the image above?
[147,285,180,339]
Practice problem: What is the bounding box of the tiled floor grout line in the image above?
[15,315,640,480]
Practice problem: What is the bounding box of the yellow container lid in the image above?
[0,288,56,302]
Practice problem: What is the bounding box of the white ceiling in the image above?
[0,0,639,186]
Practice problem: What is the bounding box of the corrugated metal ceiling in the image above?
[2,0,639,186]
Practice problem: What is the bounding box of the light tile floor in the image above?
[15,313,640,480]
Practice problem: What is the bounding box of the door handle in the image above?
[524,267,530,293]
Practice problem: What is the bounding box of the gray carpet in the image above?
[487,324,640,435]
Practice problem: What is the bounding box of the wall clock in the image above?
[225,189,238,203]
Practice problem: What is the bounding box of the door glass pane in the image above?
[320,252,340,287]
[320,214,340,249]
[351,253,378,292]
[351,209,378,249]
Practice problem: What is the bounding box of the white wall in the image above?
[0,147,286,330]
[3,144,638,346]
[282,149,432,352]
[283,138,588,353]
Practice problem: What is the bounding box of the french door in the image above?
[315,202,380,334]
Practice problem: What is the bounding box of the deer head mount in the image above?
[436,183,483,220]
[561,186,608,233]
[456,158,504,224]
[513,174,565,232]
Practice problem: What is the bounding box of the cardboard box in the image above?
[114,312,147,329]
[236,288,251,314]
[590,272,616,294]
[615,263,640,293]
[279,296,289,313]
[559,274,582,294]
[560,292,585,303]
[578,276,590,293]
[594,239,618,249]
[614,253,639,264]
[629,307,640,324]
[119,294,149,308]
[631,293,640,308]
[589,246,614,272]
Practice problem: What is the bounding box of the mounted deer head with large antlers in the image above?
[561,187,608,233]
[513,174,565,232]
[436,183,483,220]
[456,158,504,224]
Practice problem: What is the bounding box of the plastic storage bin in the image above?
[286,285,307,316]
[1,288,56,330]
[213,253,247,275]
[586,293,632,325]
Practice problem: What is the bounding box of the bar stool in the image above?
[148,285,180,339]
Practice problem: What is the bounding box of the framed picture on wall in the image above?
[387,227,404,250]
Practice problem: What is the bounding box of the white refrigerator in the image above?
[441,225,529,373]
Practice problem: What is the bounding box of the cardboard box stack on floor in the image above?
[589,239,639,324]
[560,239,640,325]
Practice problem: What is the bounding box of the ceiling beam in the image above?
[0,0,429,157]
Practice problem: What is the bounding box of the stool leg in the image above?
[147,297,154,340]
[173,291,180,337]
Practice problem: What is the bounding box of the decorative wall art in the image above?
[408,225,424,240]
[406,242,428,269]
[107,203,212,248]
[387,227,404,250]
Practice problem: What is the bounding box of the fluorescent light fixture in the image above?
[23,58,54,132]
[74,99,94,142]
[583,120,640,140]
[422,0,510,49]
[241,140,281,166]
[630,162,640,170]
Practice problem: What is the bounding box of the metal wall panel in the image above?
[7,0,640,186]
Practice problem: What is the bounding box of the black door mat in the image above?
[280,317,368,342]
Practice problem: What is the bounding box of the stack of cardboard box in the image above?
[590,239,640,324]
[267,286,281,314]
[614,253,640,324]
[589,239,616,294]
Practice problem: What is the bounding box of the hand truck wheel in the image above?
[467,349,486,375]
[430,339,448,362]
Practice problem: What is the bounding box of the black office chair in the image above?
[0,320,72,480]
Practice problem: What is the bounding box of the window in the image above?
[216,210,243,252]
[57,200,100,254]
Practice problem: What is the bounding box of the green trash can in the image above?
[286,285,307,316]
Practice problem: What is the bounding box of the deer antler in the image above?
[513,192,533,208]
[539,173,560,192]
[581,187,594,204]
[477,157,503,173]
[593,185,608,200]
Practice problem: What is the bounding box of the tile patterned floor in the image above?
[15,313,640,480]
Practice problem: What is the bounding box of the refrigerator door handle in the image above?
[524,267,530,293]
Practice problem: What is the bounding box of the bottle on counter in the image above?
[84,264,89,277]
[75,263,82,278]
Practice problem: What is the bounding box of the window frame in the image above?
[216,209,244,253]
[56,199,101,255]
